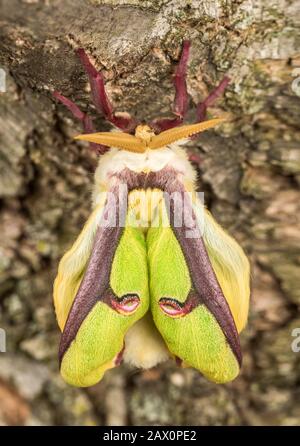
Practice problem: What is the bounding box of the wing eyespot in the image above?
[159,297,187,317]
[110,293,140,315]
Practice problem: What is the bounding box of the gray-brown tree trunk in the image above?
[0,0,300,425]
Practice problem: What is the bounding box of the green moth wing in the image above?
[147,193,250,384]
[54,195,108,331]
[198,206,250,333]
[55,190,149,387]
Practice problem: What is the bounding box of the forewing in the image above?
[198,205,250,333]
[147,192,249,383]
[54,195,107,330]
[57,191,149,387]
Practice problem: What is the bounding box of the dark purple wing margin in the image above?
[58,187,126,363]
[119,168,242,365]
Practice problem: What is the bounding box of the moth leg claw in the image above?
[53,90,107,154]
[77,48,137,133]
[151,40,191,133]
[196,76,230,123]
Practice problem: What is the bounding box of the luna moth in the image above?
[53,41,250,387]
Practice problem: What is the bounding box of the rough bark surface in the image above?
[0,0,300,426]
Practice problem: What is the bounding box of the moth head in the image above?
[134,124,155,143]
[74,118,225,154]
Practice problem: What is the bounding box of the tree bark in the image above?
[0,0,300,426]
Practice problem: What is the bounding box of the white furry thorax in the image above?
[92,142,196,207]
